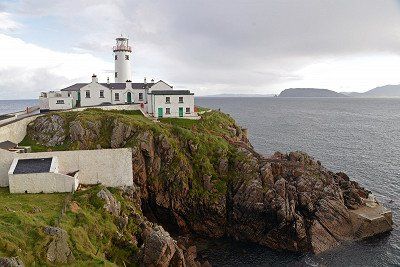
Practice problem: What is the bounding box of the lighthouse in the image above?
[113,36,132,83]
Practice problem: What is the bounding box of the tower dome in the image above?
[113,36,132,83]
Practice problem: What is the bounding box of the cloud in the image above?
[0,12,21,31]
[0,34,112,99]
[3,0,400,97]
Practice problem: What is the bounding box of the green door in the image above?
[179,107,183,117]
[77,92,81,107]
[127,92,132,103]
[158,108,163,118]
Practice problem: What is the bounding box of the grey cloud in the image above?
[4,0,400,95]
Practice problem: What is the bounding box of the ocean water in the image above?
[0,99,38,115]
[0,98,398,265]
[195,97,400,266]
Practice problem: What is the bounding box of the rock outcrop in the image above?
[23,109,393,258]
[44,226,75,264]
[0,257,24,267]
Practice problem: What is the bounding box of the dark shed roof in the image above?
[13,158,53,174]
[0,141,17,150]
[150,90,193,95]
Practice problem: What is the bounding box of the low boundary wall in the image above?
[0,148,133,188]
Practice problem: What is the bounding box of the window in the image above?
[56,100,65,104]
[68,92,71,97]
[166,108,171,114]
[179,97,184,103]
[100,90,104,98]
[165,97,171,103]
[115,72,118,78]
[186,107,190,114]
[125,55,129,60]
[139,93,143,101]
[115,93,120,101]
[85,90,90,98]
[115,55,118,60]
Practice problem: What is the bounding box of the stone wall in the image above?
[0,148,133,188]
[0,116,40,142]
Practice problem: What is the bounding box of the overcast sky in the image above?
[1,0,400,99]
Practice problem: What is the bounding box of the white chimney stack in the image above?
[91,74,98,83]
[107,77,110,84]
[144,77,147,84]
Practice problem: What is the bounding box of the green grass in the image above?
[0,186,141,265]
[0,187,67,264]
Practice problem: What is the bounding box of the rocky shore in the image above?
[5,108,392,265]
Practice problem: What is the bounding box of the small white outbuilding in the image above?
[8,157,79,193]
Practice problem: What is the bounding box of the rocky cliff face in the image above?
[21,109,392,262]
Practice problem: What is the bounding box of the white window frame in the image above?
[166,96,171,104]
[166,107,171,114]
[85,90,90,98]
[56,100,65,104]
[186,107,190,114]
[115,93,120,101]
[179,97,184,103]
[100,90,104,98]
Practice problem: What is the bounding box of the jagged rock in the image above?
[0,257,24,267]
[29,115,66,146]
[140,225,177,266]
[111,120,135,148]
[69,120,101,148]
[44,226,75,264]
[97,188,121,216]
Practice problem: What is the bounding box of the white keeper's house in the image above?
[39,36,197,118]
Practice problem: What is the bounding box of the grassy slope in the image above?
[0,186,140,266]
[2,108,253,264]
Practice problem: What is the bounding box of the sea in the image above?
[195,97,399,267]
[0,98,399,266]
[0,99,38,115]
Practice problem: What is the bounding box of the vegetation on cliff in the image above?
[0,108,392,265]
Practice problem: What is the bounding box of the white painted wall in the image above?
[9,172,78,193]
[111,89,125,105]
[148,81,172,92]
[39,91,74,111]
[0,148,133,188]
[151,94,195,118]
[0,115,40,143]
[80,82,112,107]
[115,50,132,83]
[73,104,141,112]
[48,97,73,110]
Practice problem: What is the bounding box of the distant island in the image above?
[278,88,346,97]
[278,84,400,98]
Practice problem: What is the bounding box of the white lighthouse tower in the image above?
[113,36,132,83]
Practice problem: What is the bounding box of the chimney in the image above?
[144,77,147,84]
[107,77,110,84]
[126,80,132,89]
[92,74,98,83]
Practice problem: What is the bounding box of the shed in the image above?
[8,156,79,193]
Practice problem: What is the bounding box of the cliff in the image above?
[279,88,347,97]
[1,108,392,265]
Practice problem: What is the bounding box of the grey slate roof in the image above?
[61,82,156,91]
[60,83,87,91]
[150,90,193,95]
[13,158,53,174]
